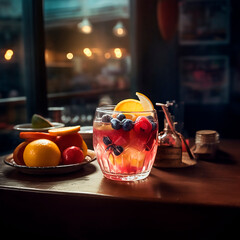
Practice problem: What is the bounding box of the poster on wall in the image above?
[179,56,229,104]
[179,0,230,45]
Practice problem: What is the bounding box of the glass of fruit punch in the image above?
[93,92,158,181]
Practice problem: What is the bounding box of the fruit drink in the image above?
[93,93,158,181]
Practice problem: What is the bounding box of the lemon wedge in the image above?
[136,92,154,111]
[32,114,53,128]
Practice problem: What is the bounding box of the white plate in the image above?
[13,122,65,132]
[79,126,93,148]
[79,126,93,133]
[4,149,96,175]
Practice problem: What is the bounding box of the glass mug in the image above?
[93,105,158,181]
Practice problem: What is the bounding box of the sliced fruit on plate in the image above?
[31,114,53,128]
[13,141,28,165]
[55,132,88,157]
[48,126,80,136]
[81,138,88,157]
[19,132,57,141]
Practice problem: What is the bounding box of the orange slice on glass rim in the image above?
[114,99,144,112]
[48,126,80,136]
[114,92,154,118]
[114,93,154,112]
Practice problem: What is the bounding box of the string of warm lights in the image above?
[77,19,127,38]
[65,47,124,60]
[2,48,125,62]
[2,22,127,62]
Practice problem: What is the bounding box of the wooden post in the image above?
[22,0,48,121]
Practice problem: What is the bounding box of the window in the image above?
[44,0,131,126]
[0,0,26,154]
[0,0,131,155]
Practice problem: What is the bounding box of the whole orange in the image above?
[23,139,61,167]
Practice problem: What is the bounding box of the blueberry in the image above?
[117,113,126,121]
[110,118,121,130]
[146,115,154,122]
[146,116,157,131]
[102,114,112,123]
[151,121,157,131]
[121,118,127,124]
[113,145,124,156]
[103,136,112,146]
[122,119,134,131]
[106,145,114,151]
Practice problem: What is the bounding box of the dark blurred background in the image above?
[0,0,240,155]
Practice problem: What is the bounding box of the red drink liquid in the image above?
[93,114,158,181]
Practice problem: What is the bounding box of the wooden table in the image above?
[1,139,240,239]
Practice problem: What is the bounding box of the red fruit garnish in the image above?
[111,129,129,146]
[94,128,129,147]
[134,116,152,135]
[62,146,84,165]
[56,133,83,152]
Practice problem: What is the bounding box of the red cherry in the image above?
[134,116,152,134]
[62,146,84,165]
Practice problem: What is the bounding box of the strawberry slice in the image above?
[134,116,152,134]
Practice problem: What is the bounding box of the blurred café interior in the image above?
[0,0,240,239]
[0,0,240,155]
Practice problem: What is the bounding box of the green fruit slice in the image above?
[31,114,53,128]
